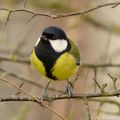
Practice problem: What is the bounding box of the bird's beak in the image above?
[41,35,48,41]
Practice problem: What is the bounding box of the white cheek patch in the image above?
[49,39,68,53]
[35,36,41,47]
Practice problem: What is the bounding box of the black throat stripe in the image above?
[35,40,60,79]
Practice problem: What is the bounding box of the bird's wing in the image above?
[69,39,80,65]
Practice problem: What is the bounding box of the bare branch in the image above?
[108,74,117,90]
[93,68,97,92]
[51,90,120,100]
[0,1,119,24]
[0,68,64,93]
[0,8,9,11]
[93,78,106,93]
[15,82,24,96]
[0,76,68,120]
[54,2,120,18]
[23,0,27,8]
[5,10,13,25]
[1,89,120,102]
[0,55,30,64]
[82,63,120,68]
[83,97,91,120]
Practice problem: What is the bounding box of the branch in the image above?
[23,0,27,8]
[1,90,120,102]
[83,97,91,120]
[51,90,120,100]
[54,1,120,18]
[82,63,120,68]
[0,48,30,57]
[0,1,119,24]
[108,74,118,90]
[93,68,97,91]
[0,68,64,93]
[0,76,67,120]
[0,55,30,64]
[93,78,105,93]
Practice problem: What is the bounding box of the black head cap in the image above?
[42,26,67,40]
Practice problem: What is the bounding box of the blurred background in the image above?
[0,0,120,120]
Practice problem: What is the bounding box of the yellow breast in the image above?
[51,52,79,80]
[31,50,46,76]
[31,49,78,80]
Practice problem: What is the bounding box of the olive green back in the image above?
[69,39,80,64]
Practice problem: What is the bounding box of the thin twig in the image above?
[0,55,30,64]
[54,2,120,18]
[83,97,91,120]
[93,77,107,94]
[93,78,105,93]
[15,82,24,96]
[0,1,119,24]
[93,68,97,92]
[0,76,67,120]
[23,0,27,8]
[5,10,13,25]
[82,63,120,68]
[107,74,117,90]
[0,68,64,93]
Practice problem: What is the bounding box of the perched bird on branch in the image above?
[31,26,80,97]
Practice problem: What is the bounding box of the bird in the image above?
[31,26,80,97]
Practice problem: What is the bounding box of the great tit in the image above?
[31,26,80,95]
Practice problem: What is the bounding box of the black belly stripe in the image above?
[35,41,61,79]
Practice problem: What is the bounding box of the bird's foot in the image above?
[40,90,49,102]
[40,81,51,102]
[66,80,73,97]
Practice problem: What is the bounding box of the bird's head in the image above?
[35,26,70,53]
